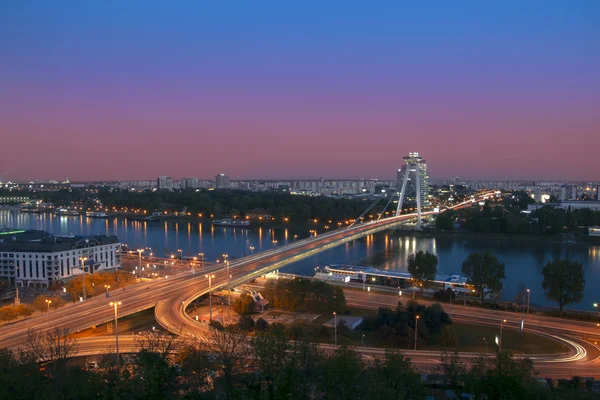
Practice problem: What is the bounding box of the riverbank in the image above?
[393,227,600,245]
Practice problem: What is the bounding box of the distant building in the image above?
[0,229,121,288]
[215,174,230,189]
[527,201,600,212]
[181,177,198,189]
[157,176,173,191]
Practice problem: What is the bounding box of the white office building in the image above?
[0,230,121,288]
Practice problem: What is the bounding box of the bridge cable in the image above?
[348,177,403,228]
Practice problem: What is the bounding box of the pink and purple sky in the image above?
[1,1,599,182]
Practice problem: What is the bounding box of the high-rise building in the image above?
[181,177,198,189]
[396,156,430,208]
[157,176,173,191]
[215,173,230,189]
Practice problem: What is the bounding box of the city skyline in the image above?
[1,2,599,182]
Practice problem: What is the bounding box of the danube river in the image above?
[1,210,599,310]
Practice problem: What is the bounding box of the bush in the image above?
[440,325,458,347]
[209,320,224,331]
[232,294,255,315]
[255,317,269,332]
[238,315,255,332]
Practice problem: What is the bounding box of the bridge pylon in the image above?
[395,152,426,229]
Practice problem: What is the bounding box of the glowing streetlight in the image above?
[45,299,52,312]
[333,311,337,346]
[110,301,122,367]
[136,249,144,282]
[500,319,507,352]
[205,274,215,321]
[79,257,88,301]
[414,315,420,350]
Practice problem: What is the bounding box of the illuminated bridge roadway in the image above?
[0,195,491,350]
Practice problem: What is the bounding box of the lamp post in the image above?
[104,285,110,297]
[136,249,144,282]
[199,252,204,267]
[205,274,215,321]
[178,249,182,260]
[272,240,278,247]
[500,319,507,352]
[110,301,122,368]
[293,234,298,242]
[526,289,530,314]
[414,315,420,350]
[223,254,231,308]
[45,299,52,312]
[249,246,255,254]
[79,257,88,301]
[333,311,337,346]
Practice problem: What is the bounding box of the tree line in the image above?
[4,187,385,223]
[435,191,600,235]
[1,325,595,399]
[408,249,586,312]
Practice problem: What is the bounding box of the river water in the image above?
[1,210,599,310]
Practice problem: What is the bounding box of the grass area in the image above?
[319,307,568,355]
[71,308,161,338]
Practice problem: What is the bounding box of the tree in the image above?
[237,315,255,331]
[200,325,250,399]
[541,259,585,312]
[251,327,290,398]
[440,325,459,347]
[0,306,18,322]
[318,346,364,400]
[33,295,50,314]
[435,213,454,230]
[407,251,438,292]
[49,296,66,310]
[461,252,505,301]
[232,293,255,315]
[255,317,269,332]
[25,327,78,367]
[15,304,33,319]
[367,350,424,399]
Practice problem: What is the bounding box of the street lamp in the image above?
[414,315,420,350]
[526,289,530,314]
[45,299,52,312]
[500,319,507,352]
[104,285,110,297]
[272,240,278,247]
[177,249,182,260]
[199,252,204,266]
[205,274,215,321]
[293,234,298,241]
[249,246,255,254]
[333,311,337,346]
[223,254,231,309]
[136,249,144,282]
[79,257,88,301]
[110,301,122,368]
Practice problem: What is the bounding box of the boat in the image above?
[316,264,472,293]
[212,219,251,228]
[55,208,81,216]
[86,211,113,218]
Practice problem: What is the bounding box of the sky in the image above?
[1,1,599,182]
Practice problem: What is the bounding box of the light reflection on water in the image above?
[1,210,599,309]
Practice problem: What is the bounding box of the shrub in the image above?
[440,325,458,347]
